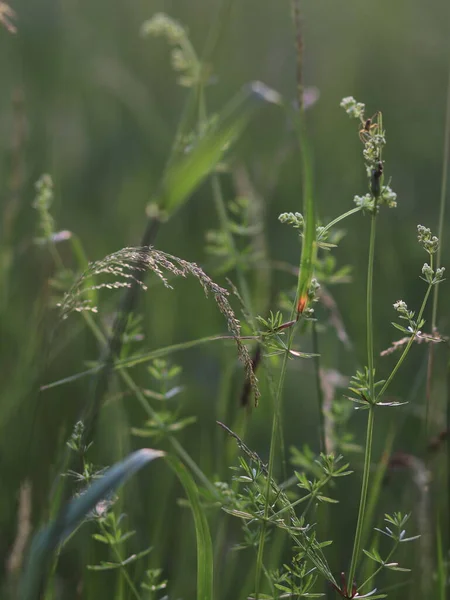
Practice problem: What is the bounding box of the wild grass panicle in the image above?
[57,245,259,400]
[140,12,202,89]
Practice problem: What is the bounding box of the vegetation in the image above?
[0,2,448,599]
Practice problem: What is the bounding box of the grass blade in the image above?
[159,84,271,216]
[167,455,214,600]
[41,334,258,391]
[436,518,447,600]
[20,449,164,600]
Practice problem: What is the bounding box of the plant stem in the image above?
[426,62,450,436]
[376,280,433,401]
[312,321,326,453]
[359,540,398,591]
[430,65,450,332]
[98,521,142,600]
[366,215,377,402]
[254,325,295,598]
[347,210,377,588]
[320,205,363,236]
[347,406,375,589]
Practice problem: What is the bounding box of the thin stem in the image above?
[359,541,399,591]
[290,0,304,111]
[98,521,142,600]
[41,333,260,392]
[254,355,288,595]
[254,324,296,598]
[347,210,377,588]
[320,205,363,236]
[312,321,326,453]
[431,65,450,331]
[347,406,375,588]
[377,280,433,401]
[366,214,377,402]
[426,63,450,437]
[255,3,311,596]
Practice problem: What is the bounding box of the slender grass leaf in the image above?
[159,83,273,216]
[289,107,316,315]
[436,518,447,600]
[167,455,214,600]
[41,334,257,391]
[20,449,164,600]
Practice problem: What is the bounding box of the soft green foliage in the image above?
[1,3,449,600]
[20,448,163,600]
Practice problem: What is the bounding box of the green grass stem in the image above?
[347,210,378,589]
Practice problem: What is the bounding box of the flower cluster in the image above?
[417,224,439,254]
[278,211,304,229]
[341,96,395,212]
[340,96,365,120]
[421,262,445,285]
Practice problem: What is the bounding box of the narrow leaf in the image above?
[159,85,268,216]
[167,456,214,600]
[20,449,163,600]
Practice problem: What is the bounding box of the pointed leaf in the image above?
[159,84,270,216]
[167,456,214,600]
[20,449,163,600]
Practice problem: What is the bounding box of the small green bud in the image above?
[380,185,397,208]
[393,300,415,321]
[278,212,304,229]
[435,267,445,281]
[354,193,376,213]
[422,262,434,283]
[307,278,320,303]
[393,300,407,312]
[340,96,365,120]
[417,225,439,254]
[141,13,185,43]
[33,174,54,210]
[363,135,386,167]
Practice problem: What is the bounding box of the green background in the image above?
[0,0,449,598]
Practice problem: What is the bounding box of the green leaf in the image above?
[391,322,408,333]
[316,494,339,504]
[41,334,241,392]
[385,564,410,572]
[288,107,316,316]
[20,449,163,600]
[436,518,447,600]
[363,548,383,564]
[158,85,267,216]
[167,456,214,600]
[92,533,110,544]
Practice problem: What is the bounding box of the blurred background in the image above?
[0,0,449,598]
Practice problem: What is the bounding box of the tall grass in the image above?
[0,2,448,600]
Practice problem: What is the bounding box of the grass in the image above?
[0,2,449,600]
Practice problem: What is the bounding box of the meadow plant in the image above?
[12,5,449,600]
